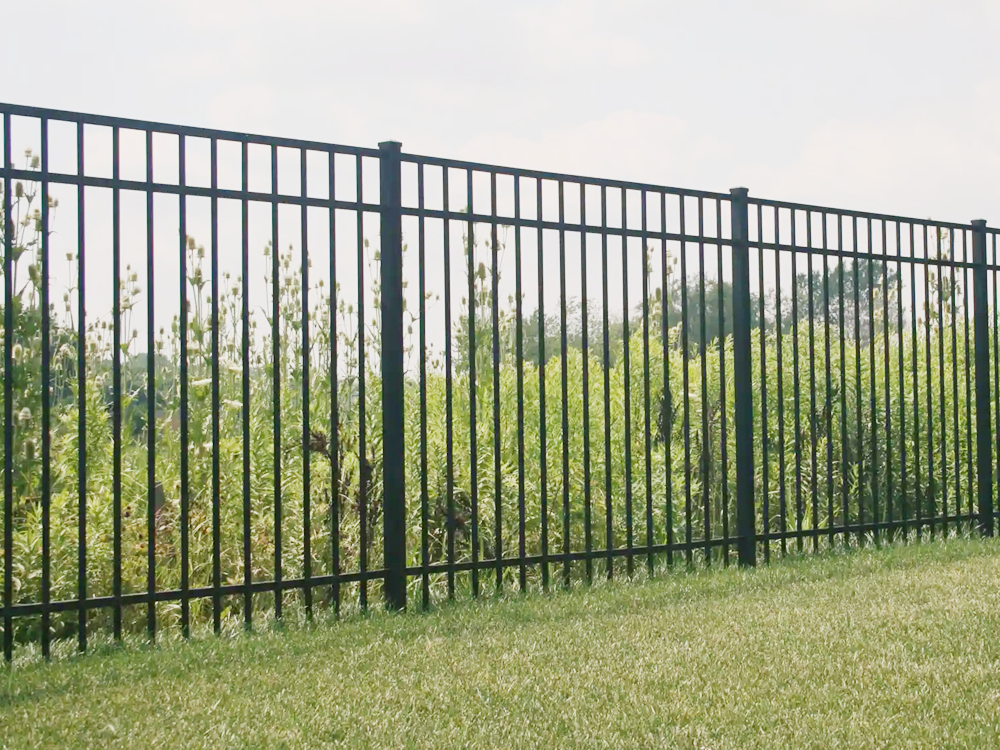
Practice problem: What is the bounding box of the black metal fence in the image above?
[1,103,998,660]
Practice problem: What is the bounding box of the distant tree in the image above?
[772,258,902,344]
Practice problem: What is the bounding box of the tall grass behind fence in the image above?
[1,103,998,660]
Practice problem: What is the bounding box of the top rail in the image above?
[0,102,380,158]
[752,196,978,234]
[0,102,990,236]
[402,152,731,201]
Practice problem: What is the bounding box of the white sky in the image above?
[3,0,1000,362]
[5,0,999,224]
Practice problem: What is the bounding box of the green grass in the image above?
[5,537,1000,749]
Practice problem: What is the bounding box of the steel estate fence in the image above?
[1,103,998,660]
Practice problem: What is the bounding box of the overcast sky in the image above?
[5,0,1000,227]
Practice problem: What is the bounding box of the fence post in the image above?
[730,188,756,566]
[972,219,994,537]
[379,141,407,609]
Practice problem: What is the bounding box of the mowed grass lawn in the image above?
[5,538,1000,749]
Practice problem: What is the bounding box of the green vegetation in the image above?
[0,155,988,648]
[3,538,1000,749]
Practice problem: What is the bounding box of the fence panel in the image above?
[397,152,740,603]
[1,102,996,659]
[748,199,992,555]
[0,104,388,659]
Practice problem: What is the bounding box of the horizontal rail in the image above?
[1,104,987,236]
[400,205,728,243]
[4,513,987,620]
[2,570,387,618]
[751,197,978,234]
[402,153,731,201]
[760,514,982,543]
[405,540,733,577]
[0,165,376,211]
[0,102,379,157]
[753,238,983,270]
